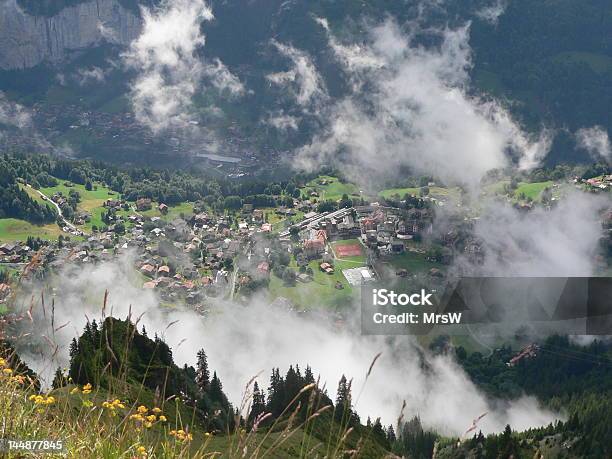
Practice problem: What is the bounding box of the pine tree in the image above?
[304,365,315,384]
[372,417,385,438]
[284,365,301,407]
[266,368,285,417]
[386,424,396,443]
[248,381,266,427]
[52,367,65,389]
[334,375,353,424]
[69,338,78,358]
[209,372,224,405]
[195,348,210,393]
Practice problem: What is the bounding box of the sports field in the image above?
[334,242,363,258]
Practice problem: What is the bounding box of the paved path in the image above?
[26,184,85,236]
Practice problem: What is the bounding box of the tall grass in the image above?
[0,291,396,458]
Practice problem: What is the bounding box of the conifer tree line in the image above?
[42,318,612,457]
[0,152,329,211]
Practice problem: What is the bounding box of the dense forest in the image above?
[1,152,346,211]
[0,157,56,223]
[452,335,612,457]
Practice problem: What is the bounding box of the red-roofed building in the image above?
[257,261,270,274]
[304,229,327,258]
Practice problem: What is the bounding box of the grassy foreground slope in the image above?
[0,316,391,458]
[0,374,387,458]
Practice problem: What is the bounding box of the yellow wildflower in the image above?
[146,415,156,422]
[30,394,55,405]
[137,405,148,414]
[2,368,13,375]
[0,358,6,366]
[169,429,192,442]
[158,415,167,422]
[151,407,162,414]
[144,422,153,429]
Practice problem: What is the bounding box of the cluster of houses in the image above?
[507,344,539,367]
[580,175,612,191]
[1,176,610,314]
[292,204,435,261]
[0,242,32,264]
[356,205,433,256]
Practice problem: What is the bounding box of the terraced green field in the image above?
[382,250,444,272]
[302,175,361,202]
[379,186,459,201]
[139,202,195,221]
[0,218,63,242]
[514,181,553,201]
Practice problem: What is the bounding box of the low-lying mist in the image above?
[15,254,559,437]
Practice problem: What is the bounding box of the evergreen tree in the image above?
[208,372,224,405]
[334,375,354,424]
[266,368,285,417]
[248,381,267,427]
[195,348,210,394]
[283,365,302,408]
[304,365,315,384]
[386,424,396,443]
[52,367,66,389]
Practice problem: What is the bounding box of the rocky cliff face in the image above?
[0,0,141,70]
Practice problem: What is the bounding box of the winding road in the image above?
[26,184,84,236]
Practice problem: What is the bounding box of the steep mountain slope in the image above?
[0,0,140,70]
[0,0,611,165]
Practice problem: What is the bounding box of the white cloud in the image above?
[476,0,508,25]
[123,0,212,133]
[0,91,32,129]
[123,0,243,134]
[202,58,245,96]
[18,255,560,437]
[470,191,607,277]
[299,19,551,188]
[97,20,119,43]
[267,40,327,107]
[267,112,299,131]
[75,66,107,86]
[576,126,611,161]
